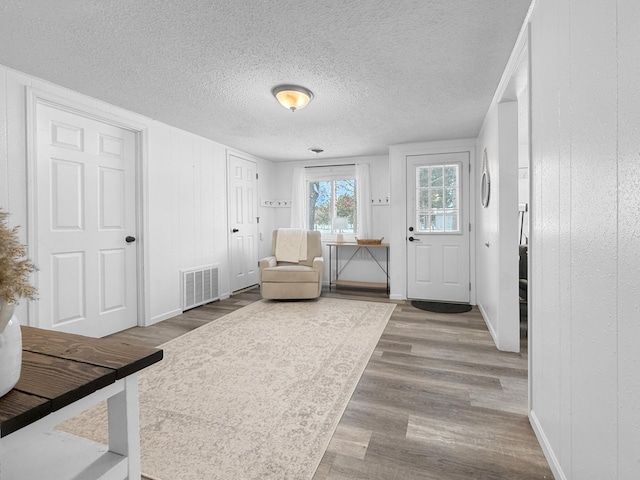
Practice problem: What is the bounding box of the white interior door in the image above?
[35,102,138,337]
[228,154,259,292]
[406,152,470,302]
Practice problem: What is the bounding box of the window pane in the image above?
[430,187,443,209]
[445,188,457,208]
[418,167,430,188]
[308,181,331,232]
[430,167,444,186]
[445,212,458,231]
[418,187,429,210]
[419,214,429,231]
[431,214,444,232]
[335,179,356,233]
[445,165,458,187]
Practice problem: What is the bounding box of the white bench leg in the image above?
[107,374,141,479]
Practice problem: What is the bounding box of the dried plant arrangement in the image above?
[0,209,37,305]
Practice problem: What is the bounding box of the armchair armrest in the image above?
[260,255,277,268]
[259,256,277,285]
[312,256,324,271]
[313,256,324,296]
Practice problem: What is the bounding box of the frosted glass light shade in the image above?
[272,85,313,112]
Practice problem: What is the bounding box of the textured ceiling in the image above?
[0,0,531,162]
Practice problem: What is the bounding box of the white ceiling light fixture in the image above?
[272,84,314,112]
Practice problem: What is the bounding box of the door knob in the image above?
[232,228,239,233]
[408,236,421,242]
[125,236,136,243]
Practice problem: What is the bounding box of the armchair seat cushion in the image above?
[261,265,319,283]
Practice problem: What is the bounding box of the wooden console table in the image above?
[0,326,163,479]
[327,242,390,295]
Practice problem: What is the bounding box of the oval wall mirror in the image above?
[481,148,490,208]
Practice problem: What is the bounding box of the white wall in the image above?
[475,100,520,352]
[0,64,274,327]
[271,155,390,285]
[528,0,640,478]
[517,86,530,244]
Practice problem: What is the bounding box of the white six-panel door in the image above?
[228,154,259,292]
[406,152,470,303]
[35,102,138,337]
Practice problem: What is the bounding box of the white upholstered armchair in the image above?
[259,230,323,300]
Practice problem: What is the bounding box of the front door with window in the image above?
[406,152,470,302]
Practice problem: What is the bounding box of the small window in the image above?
[416,163,460,233]
[306,166,357,235]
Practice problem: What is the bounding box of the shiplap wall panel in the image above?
[147,121,178,320]
[0,69,7,208]
[556,0,574,472]
[569,2,618,476]
[532,0,560,446]
[617,0,640,477]
[496,102,519,351]
[6,71,30,244]
[200,139,216,263]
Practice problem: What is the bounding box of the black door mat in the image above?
[411,300,472,314]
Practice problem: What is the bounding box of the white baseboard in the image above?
[147,293,232,327]
[389,293,405,301]
[146,308,182,327]
[529,410,566,480]
[477,302,499,347]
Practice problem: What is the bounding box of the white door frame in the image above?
[388,140,477,302]
[25,88,149,328]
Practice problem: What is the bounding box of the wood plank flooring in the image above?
[107,287,553,479]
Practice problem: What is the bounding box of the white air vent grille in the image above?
[181,264,219,311]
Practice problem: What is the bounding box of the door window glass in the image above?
[415,164,460,233]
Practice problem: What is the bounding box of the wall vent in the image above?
[181,264,219,311]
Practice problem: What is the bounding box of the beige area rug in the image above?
[59,297,395,480]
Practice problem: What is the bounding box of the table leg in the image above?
[335,244,341,288]
[328,245,332,291]
[387,246,390,295]
[107,374,141,479]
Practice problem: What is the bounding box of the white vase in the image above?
[0,301,22,397]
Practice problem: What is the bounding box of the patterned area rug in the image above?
[59,297,395,479]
